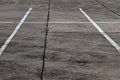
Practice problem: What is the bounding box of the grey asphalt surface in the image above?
[0,0,120,80]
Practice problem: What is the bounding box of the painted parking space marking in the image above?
[79,8,120,53]
[0,8,32,56]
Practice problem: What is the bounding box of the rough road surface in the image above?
[0,0,120,80]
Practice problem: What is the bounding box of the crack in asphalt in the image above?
[40,0,51,80]
[96,0,120,17]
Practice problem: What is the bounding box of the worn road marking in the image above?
[0,22,120,24]
[0,8,32,56]
[79,8,120,53]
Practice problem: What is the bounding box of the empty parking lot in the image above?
[0,0,120,80]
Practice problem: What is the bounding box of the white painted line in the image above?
[0,22,16,23]
[0,22,120,24]
[0,8,32,56]
[79,8,120,53]
[49,22,120,24]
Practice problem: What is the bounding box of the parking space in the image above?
[0,0,48,80]
[43,0,120,80]
[44,23,120,80]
